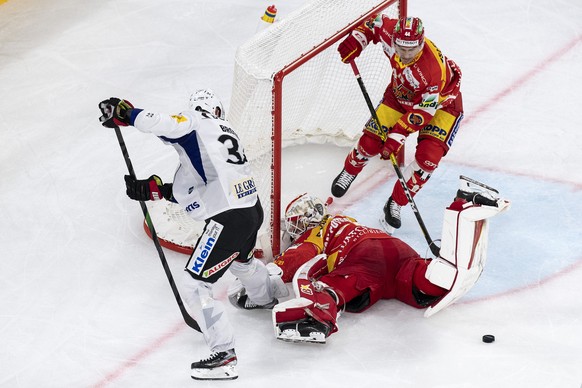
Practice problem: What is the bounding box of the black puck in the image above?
[482,334,495,343]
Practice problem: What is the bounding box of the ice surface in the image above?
[1,0,581,387]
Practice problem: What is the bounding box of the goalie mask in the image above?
[188,89,225,119]
[284,194,326,238]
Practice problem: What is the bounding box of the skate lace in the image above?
[201,351,225,363]
[389,199,401,218]
[336,171,355,189]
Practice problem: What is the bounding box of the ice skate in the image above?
[456,175,500,207]
[331,169,356,198]
[383,196,402,229]
[234,291,278,309]
[276,318,332,344]
[191,349,238,380]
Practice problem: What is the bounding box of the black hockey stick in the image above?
[113,126,201,332]
[349,60,440,257]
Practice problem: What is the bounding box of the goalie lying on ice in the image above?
[269,183,510,343]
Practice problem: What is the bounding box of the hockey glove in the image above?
[99,98,134,128]
[337,30,368,63]
[380,133,406,160]
[124,174,173,201]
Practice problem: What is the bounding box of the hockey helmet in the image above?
[393,17,424,47]
[284,193,327,238]
[188,89,225,119]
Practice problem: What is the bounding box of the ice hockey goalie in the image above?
[271,177,510,343]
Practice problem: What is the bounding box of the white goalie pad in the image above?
[424,191,511,318]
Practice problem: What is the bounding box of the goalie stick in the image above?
[113,126,201,332]
[349,60,440,257]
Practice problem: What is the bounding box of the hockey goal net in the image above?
[145,0,406,258]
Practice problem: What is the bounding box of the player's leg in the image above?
[228,259,289,309]
[384,108,462,229]
[331,103,401,198]
[184,200,263,380]
[223,200,288,309]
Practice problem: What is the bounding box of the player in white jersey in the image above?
[98,90,288,381]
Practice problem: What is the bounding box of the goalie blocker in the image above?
[272,176,510,343]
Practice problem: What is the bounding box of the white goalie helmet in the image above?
[188,89,225,119]
[284,193,327,238]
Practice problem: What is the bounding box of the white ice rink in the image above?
[1,0,582,387]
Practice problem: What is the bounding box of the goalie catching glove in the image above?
[124,174,173,202]
[98,98,135,128]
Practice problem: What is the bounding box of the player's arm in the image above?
[336,14,387,63]
[98,97,198,139]
[274,240,320,283]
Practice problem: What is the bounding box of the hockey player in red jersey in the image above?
[271,179,510,343]
[331,16,463,231]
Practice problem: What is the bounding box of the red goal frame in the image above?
[269,0,407,255]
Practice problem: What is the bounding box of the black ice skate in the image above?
[383,196,402,229]
[191,349,238,380]
[331,169,356,198]
[235,293,278,310]
[456,175,500,207]
[276,318,332,344]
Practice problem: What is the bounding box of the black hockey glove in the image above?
[99,98,134,128]
[124,175,173,202]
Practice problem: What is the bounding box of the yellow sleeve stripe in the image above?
[424,39,447,94]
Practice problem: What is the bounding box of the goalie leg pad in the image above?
[423,258,457,291]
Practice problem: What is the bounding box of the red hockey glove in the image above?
[124,174,172,201]
[380,133,406,160]
[99,98,134,128]
[337,30,368,63]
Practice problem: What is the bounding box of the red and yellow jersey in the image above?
[357,15,462,135]
[274,214,391,282]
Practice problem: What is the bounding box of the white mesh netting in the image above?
[148,0,402,256]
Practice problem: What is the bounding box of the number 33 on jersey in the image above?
[132,106,258,221]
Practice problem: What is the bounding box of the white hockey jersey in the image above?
[132,108,258,221]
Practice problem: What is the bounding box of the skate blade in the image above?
[379,218,395,235]
[191,365,238,380]
[277,329,326,344]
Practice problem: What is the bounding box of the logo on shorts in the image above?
[189,221,223,275]
[407,113,424,126]
[203,252,239,278]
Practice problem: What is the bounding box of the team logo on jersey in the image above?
[393,83,415,102]
[300,284,313,296]
[203,252,239,278]
[188,221,223,275]
[233,178,257,199]
[171,115,188,123]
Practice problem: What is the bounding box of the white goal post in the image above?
[145,0,407,258]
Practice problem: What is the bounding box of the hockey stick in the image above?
[349,60,440,257]
[113,126,201,332]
